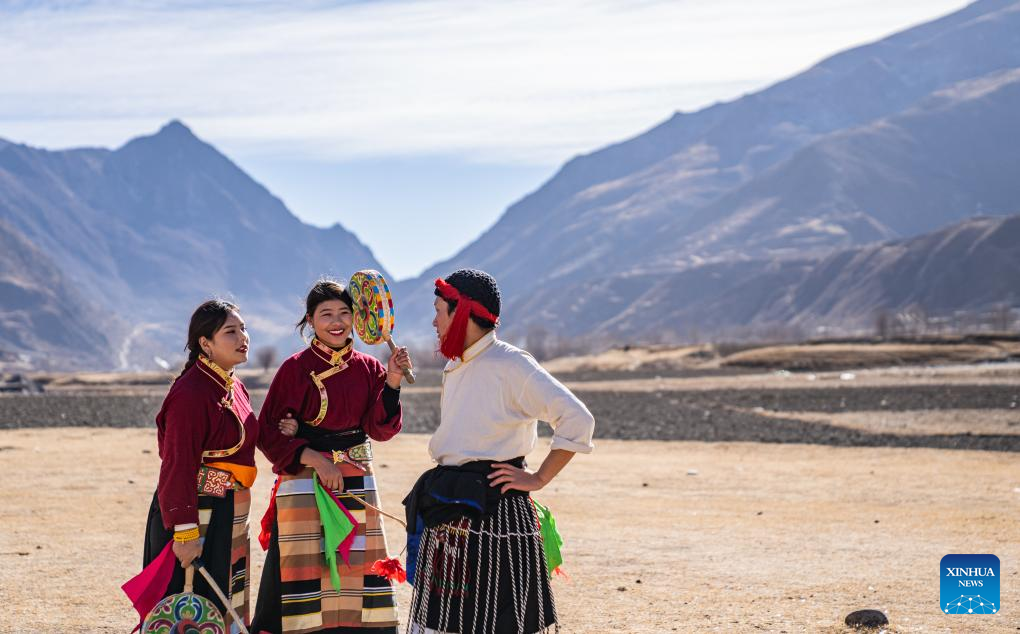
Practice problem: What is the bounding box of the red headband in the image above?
[435,278,499,360]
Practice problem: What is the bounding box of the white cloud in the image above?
[0,0,965,164]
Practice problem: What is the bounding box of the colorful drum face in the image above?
[349,270,396,346]
[142,591,226,634]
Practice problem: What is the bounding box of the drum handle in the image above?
[194,561,251,634]
[184,565,194,593]
[385,336,416,384]
[338,491,407,529]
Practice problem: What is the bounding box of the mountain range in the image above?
[0,122,387,368]
[394,0,1020,342]
[2,0,1019,368]
[589,214,1020,341]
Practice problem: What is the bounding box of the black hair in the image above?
[297,278,353,339]
[434,268,501,329]
[179,299,239,378]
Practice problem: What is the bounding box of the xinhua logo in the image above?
[941,554,1000,615]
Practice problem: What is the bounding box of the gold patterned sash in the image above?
[306,338,353,427]
[196,356,246,459]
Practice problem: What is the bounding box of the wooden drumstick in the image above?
[193,561,251,634]
[384,334,416,384]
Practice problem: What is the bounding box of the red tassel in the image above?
[434,278,500,360]
[439,297,472,360]
[554,566,571,582]
[370,557,407,584]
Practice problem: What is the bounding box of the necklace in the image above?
[195,356,245,459]
[197,355,235,409]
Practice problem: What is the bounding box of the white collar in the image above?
[444,330,497,372]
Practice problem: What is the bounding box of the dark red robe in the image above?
[154,362,258,528]
[257,343,402,473]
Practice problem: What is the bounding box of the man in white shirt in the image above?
[403,269,595,634]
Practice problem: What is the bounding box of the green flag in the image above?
[313,476,357,592]
[533,500,563,578]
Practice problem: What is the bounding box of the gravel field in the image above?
[2,376,1018,451]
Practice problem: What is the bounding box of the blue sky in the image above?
[0,0,965,279]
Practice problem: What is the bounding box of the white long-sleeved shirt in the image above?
[428,331,596,466]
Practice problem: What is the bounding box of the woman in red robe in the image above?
[142,299,259,631]
[253,279,412,634]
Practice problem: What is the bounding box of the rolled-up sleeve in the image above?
[516,363,595,454]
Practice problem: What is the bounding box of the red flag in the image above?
[121,541,176,628]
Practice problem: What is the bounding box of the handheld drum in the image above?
[142,562,249,634]
[348,270,416,384]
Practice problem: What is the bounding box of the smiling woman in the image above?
[253,278,413,633]
[138,299,260,631]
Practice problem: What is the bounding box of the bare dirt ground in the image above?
[540,339,1020,375]
[0,429,1017,634]
[1,362,1018,632]
[760,409,1020,437]
[717,342,1020,372]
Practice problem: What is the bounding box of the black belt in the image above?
[296,423,366,452]
[403,457,527,530]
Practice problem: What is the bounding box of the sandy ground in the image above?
[758,409,1020,437]
[0,429,1017,633]
[560,363,1020,392]
[539,341,1020,375]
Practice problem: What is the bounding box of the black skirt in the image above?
[406,494,558,634]
[142,490,248,626]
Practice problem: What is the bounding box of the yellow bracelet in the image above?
[173,527,200,543]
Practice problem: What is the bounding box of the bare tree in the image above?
[875,309,893,340]
[901,303,928,336]
[255,346,277,373]
[525,326,550,361]
[990,303,1014,333]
